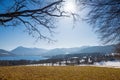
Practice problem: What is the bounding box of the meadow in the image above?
[0,66,120,80]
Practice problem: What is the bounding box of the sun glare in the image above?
[64,0,77,13]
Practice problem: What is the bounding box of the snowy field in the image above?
[94,61,120,68]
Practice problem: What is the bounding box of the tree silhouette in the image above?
[0,0,66,42]
[78,0,120,52]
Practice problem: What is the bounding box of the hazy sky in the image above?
[0,0,100,50]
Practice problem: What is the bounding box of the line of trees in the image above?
[0,53,119,66]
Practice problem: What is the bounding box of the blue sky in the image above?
[0,17,99,50]
[0,0,100,50]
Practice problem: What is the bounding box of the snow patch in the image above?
[94,61,120,68]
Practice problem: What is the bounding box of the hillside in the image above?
[0,49,14,56]
[51,52,105,59]
[11,46,48,56]
[78,45,115,53]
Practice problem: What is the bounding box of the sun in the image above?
[63,0,77,13]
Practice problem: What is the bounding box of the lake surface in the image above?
[0,56,48,60]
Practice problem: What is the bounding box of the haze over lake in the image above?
[0,56,47,60]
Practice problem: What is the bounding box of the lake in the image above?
[0,56,48,60]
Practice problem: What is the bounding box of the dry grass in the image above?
[0,66,120,80]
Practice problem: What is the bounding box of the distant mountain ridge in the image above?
[77,45,115,54]
[11,46,48,56]
[0,49,14,56]
[10,45,116,57]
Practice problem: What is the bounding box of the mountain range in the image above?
[0,45,116,57]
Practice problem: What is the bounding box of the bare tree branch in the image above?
[77,0,120,52]
[0,0,66,42]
